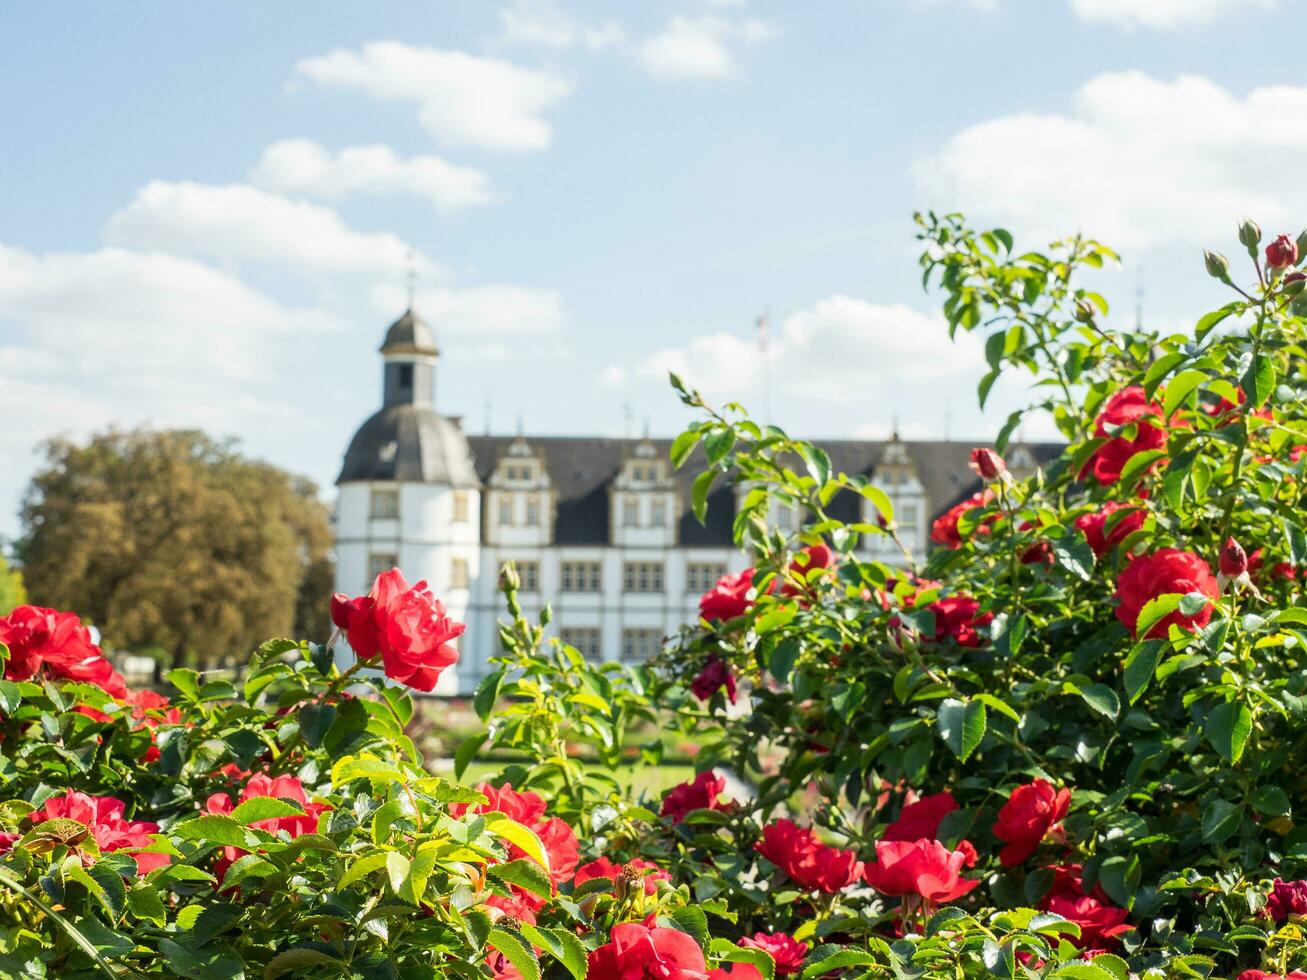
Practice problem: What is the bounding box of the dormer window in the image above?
[622,497,639,527]
[370,488,399,519]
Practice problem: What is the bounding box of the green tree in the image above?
[0,551,25,614]
[18,428,334,671]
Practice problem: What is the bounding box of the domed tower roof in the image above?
[338,307,477,487]
[381,308,439,357]
[338,405,479,487]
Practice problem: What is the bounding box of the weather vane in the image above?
[405,248,417,309]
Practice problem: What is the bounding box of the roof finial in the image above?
[405,248,417,310]
[890,414,901,440]
[642,417,651,440]
[515,413,524,439]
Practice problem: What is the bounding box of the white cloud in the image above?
[0,244,337,526]
[105,181,443,281]
[915,71,1307,250]
[499,0,625,49]
[373,282,566,337]
[637,14,778,80]
[1069,0,1276,29]
[251,139,499,213]
[597,365,627,389]
[296,42,572,152]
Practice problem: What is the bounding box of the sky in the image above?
[2,0,1305,540]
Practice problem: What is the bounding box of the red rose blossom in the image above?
[1075,503,1147,558]
[708,967,762,980]
[451,783,579,905]
[930,493,990,549]
[36,790,168,875]
[991,779,1071,867]
[782,544,835,597]
[737,933,807,977]
[205,774,331,881]
[1113,548,1219,639]
[755,819,862,893]
[1266,878,1307,921]
[1039,865,1132,948]
[574,856,670,895]
[969,448,1006,481]
[0,605,127,696]
[884,791,956,842]
[691,655,737,703]
[1082,387,1168,486]
[1237,972,1307,980]
[331,568,464,692]
[1266,233,1299,270]
[661,770,729,823]
[700,568,757,622]
[929,595,994,648]
[587,923,709,980]
[1219,537,1248,578]
[862,839,979,905]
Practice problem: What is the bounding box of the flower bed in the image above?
[2,216,1306,978]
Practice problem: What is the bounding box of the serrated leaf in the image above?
[1162,369,1209,420]
[1134,593,1183,639]
[1078,683,1120,721]
[229,797,304,826]
[487,928,541,980]
[1201,799,1242,843]
[1206,700,1252,764]
[488,859,554,900]
[937,698,986,762]
[264,949,342,979]
[1123,641,1163,704]
[485,813,549,872]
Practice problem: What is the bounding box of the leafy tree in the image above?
[0,551,25,614]
[18,428,333,671]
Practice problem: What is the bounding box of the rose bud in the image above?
[1266,234,1299,271]
[1073,298,1096,323]
[1204,249,1231,282]
[1217,536,1253,594]
[1238,217,1262,257]
[969,448,1007,481]
[1285,271,1307,296]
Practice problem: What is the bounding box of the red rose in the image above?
[991,779,1071,867]
[969,448,1006,481]
[691,655,737,703]
[1075,503,1147,557]
[1219,537,1248,578]
[884,791,956,842]
[781,545,835,597]
[1266,878,1307,921]
[36,790,168,875]
[708,965,764,980]
[588,923,709,980]
[755,819,862,893]
[574,856,670,895]
[930,493,990,549]
[928,595,993,648]
[1266,233,1299,270]
[205,773,331,881]
[452,783,580,904]
[1039,865,1132,948]
[331,568,464,692]
[1082,387,1168,486]
[661,770,729,823]
[0,605,127,696]
[700,568,757,622]
[863,839,979,905]
[737,933,807,977]
[1114,548,1219,639]
[1238,972,1307,980]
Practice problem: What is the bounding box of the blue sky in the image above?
[2,0,1303,539]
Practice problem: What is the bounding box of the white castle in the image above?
[334,309,1050,695]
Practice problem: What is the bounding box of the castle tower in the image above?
[334,308,482,693]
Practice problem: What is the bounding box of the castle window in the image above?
[370,488,399,519]
[686,563,727,594]
[623,562,664,593]
[516,561,540,592]
[899,502,919,532]
[560,627,601,660]
[525,498,541,526]
[398,363,413,389]
[450,557,469,589]
[368,552,397,583]
[622,497,639,527]
[561,561,602,592]
[621,628,663,663]
[651,499,667,527]
[452,491,469,523]
[498,498,513,526]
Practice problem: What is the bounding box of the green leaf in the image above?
[937,698,986,762]
[1242,351,1275,407]
[703,429,736,466]
[1201,799,1242,843]
[487,928,541,980]
[1162,369,1209,420]
[385,851,410,894]
[1078,684,1120,721]
[1249,785,1291,817]
[1117,449,1168,489]
[170,815,263,851]
[669,429,702,469]
[454,732,488,780]
[488,859,554,900]
[1051,534,1094,582]
[127,883,166,926]
[264,949,343,979]
[159,938,244,980]
[1134,593,1183,638]
[338,852,390,890]
[974,693,1020,724]
[796,443,832,488]
[1123,641,1163,704]
[297,702,336,749]
[691,469,716,524]
[485,813,550,871]
[541,928,589,980]
[800,949,877,980]
[1205,700,1252,764]
[229,797,305,826]
[474,668,506,722]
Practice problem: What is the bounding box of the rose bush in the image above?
[3,213,1307,978]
